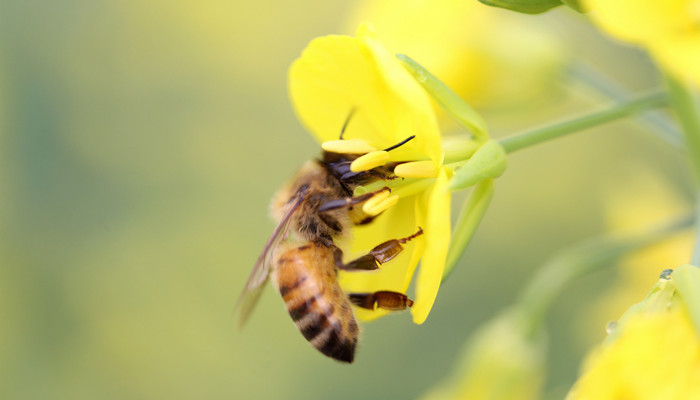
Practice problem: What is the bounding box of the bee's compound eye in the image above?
[322,139,376,154]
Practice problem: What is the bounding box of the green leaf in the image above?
[478,0,563,14]
[397,54,489,141]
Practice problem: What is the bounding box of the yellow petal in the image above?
[411,167,451,324]
[337,196,424,322]
[358,24,443,163]
[583,0,692,45]
[288,25,440,162]
[567,309,700,400]
[346,0,565,110]
[289,35,369,144]
[651,33,700,89]
[321,138,377,154]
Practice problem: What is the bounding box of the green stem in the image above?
[499,92,669,154]
[517,214,693,339]
[571,62,682,147]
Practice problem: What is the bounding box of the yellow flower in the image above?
[581,173,693,341]
[288,25,454,324]
[422,311,545,400]
[583,0,700,87]
[345,0,565,111]
[566,265,700,400]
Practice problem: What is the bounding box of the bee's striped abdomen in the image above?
[273,242,359,363]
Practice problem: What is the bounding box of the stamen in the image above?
[361,190,390,213]
[394,161,439,178]
[322,139,377,154]
[363,194,399,216]
[350,151,390,172]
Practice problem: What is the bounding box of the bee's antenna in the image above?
[383,135,416,152]
[339,108,357,140]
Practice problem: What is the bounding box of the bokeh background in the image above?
[0,1,692,399]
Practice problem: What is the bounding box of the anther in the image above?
[322,139,377,154]
[363,194,399,216]
[394,161,439,178]
[350,151,390,172]
[361,190,390,213]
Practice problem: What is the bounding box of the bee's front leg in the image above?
[336,228,423,271]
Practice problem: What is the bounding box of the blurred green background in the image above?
[0,1,691,399]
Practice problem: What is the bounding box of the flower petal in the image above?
[411,167,451,324]
[651,33,700,89]
[567,310,700,400]
[357,24,443,164]
[288,25,441,162]
[583,0,692,45]
[337,196,424,322]
[321,138,377,154]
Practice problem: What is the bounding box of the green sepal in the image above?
[449,140,507,191]
[672,264,700,335]
[396,54,489,141]
[478,0,562,14]
[442,179,494,282]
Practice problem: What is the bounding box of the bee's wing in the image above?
[234,191,305,328]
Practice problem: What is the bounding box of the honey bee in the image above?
[235,116,423,363]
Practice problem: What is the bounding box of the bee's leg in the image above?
[348,291,414,311]
[317,187,391,213]
[338,228,423,271]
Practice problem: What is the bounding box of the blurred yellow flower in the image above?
[345,0,564,112]
[422,311,545,400]
[584,0,700,87]
[581,173,692,342]
[566,265,700,400]
[288,25,454,324]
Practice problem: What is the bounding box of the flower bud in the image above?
[449,140,507,191]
